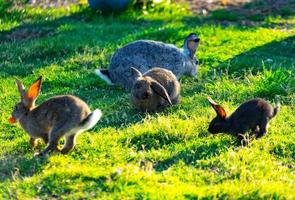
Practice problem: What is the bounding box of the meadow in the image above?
[0,1,294,199]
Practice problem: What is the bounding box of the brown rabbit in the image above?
[8,77,102,155]
[131,67,180,112]
[207,97,279,145]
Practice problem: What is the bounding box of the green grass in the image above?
[0,2,295,199]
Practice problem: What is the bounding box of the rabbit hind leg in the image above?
[61,128,85,154]
[256,117,269,138]
[61,134,76,154]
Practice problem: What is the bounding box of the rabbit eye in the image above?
[195,60,199,65]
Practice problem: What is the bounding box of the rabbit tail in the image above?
[95,69,114,85]
[79,109,102,130]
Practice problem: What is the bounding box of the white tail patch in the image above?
[63,109,102,138]
[94,69,114,85]
[81,109,102,130]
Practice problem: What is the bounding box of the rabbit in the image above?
[207,97,279,145]
[8,76,102,156]
[95,33,200,90]
[130,67,180,112]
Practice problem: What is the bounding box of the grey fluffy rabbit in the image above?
[95,33,200,90]
[207,97,279,144]
[131,67,180,112]
[9,77,102,155]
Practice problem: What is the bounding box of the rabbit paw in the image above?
[60,147,73,154]
[29,137,38,149]
[34,151,48,157]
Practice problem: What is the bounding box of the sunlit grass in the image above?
[0,1,294,199]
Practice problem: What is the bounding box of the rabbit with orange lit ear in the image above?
[207,97,279,145]
[9,77,102,156]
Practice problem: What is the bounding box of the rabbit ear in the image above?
[16,79,26,99]
[27,76,42,101]
[207,97,227,119]
[184,33,199,59]
[188,40,198,58]
[130,67,142,80]
[207,96,218,106]
[151,81,172,105]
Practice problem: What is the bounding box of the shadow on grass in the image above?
[31,169,135,198]
[0,153,48,182]
[0,7,172,77]
[153,138,230,172]
[218,36,295,74]
[214,35,295,100]
[36,174,110,197]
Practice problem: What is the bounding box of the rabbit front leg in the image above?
[237,134,248,146]
[30,134,48,149]
[37,125,70,156]
[234,126,249,146]
[40,134,49,144]
[38,135,61,156]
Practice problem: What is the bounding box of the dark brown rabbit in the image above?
[207,97,279,144]
[9,77,102,155]
[131,67,180,112]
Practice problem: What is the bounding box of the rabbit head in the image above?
[131,67,172,112]
[207,97,231,134]
[183,33,200,76]
[9,77,42,124]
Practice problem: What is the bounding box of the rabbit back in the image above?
[20,95,91,137]
[131,68,180,112]
[229,98,275,134]
[109,40,187,90]
[144,68,180,103]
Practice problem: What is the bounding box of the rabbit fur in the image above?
[95,33,200,90]
[9,77,102,155]
[131,67,180,112]
[207,97,279,144]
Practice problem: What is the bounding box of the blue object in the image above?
[88,0,131,12]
